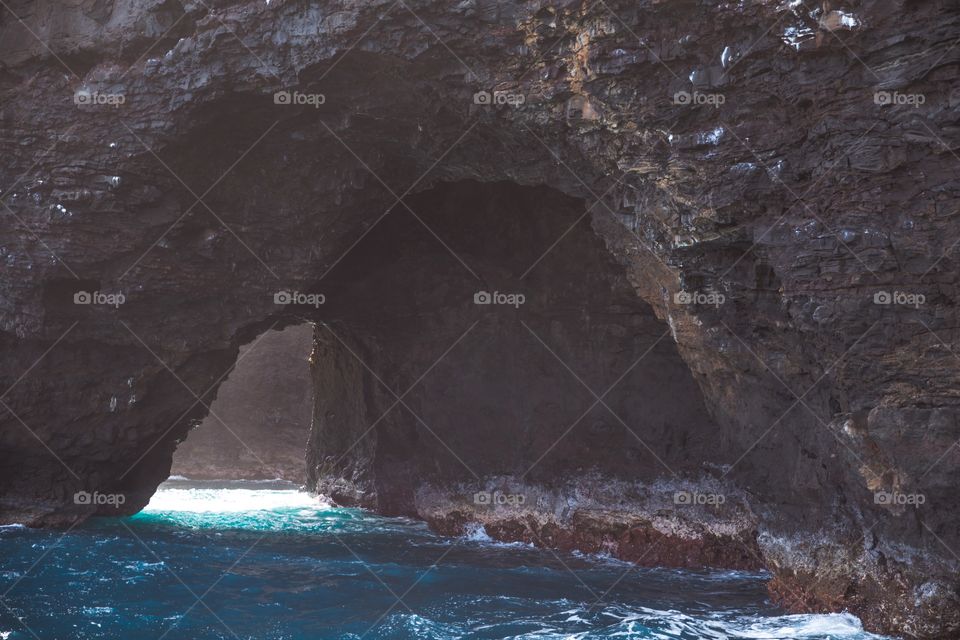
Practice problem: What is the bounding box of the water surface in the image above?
[0,479,891,639]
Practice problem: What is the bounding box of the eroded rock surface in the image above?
[0,0,958,636]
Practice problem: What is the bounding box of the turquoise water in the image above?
[0,480,890,639]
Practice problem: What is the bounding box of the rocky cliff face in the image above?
[170,324,312,482]
[0,0,958,637]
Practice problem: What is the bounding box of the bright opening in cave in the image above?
[169,323,315,484]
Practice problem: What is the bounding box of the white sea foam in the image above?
[461,522,493,542]
[733,612,871,638]
[143,484,325,514]
[601,607,884,640]
[458,522,535,549]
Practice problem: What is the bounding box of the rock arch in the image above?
[0,0,958,635]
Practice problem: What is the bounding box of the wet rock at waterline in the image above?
[0,0,958,637]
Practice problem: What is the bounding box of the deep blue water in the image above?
[0,480,890,640]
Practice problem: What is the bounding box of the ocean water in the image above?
[0,479,891,640]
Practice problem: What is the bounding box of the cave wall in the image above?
[170,324,313,483]
[0,0,958,636]
[306,180,761,568]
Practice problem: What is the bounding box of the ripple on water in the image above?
[0,481,892,640]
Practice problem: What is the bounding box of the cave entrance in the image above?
[298,180,719,516]
[165,180,719,516]
[169,323,315,484]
